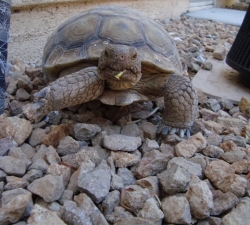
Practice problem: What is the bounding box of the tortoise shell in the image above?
[43,5,182,80]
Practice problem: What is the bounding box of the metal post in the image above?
[0,0,11,114]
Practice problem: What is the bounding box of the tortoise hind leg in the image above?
[162,74,198,137]
[23,67,105,123]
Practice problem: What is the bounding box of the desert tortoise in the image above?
[24,5,198,137]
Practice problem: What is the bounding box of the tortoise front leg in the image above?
[161,74,198,137]
[24,67,105,123]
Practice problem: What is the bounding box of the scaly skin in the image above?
[24,67,104,123]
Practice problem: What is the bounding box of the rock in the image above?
[58,189,73,205]
[202,145,224,158]
[0,136,18,156]
[159,143,174,155]
[120,185,152,214]
[213,45,226,60]
[167,157,203,177]
[28,158,49,173]
[211,191,239,216]
[102,190,120,215]
[28,174,64,202]
[202,99,221,112]
[47,163,71,187]
[219,140,238,151]
[0,190,32,224]
[138,121,157,139]
[200,108,218,121]
[17,75,33,92]
[175,132,207,158]
[42,124,74,148]
[114,217,154,225]
[232,159,250,174]
[19,143,36,159]
[62,200,92,225]
[161,194,192,224]
[45,146,61,164]
[7,117,32,145]
[28,128,47,147]
[221,149,246,163]
[27,204,66,225]
[117,168,136,186]
[158,165,191,194]
[121,123,142,137]
[221,200,250,225]
[101,124,121,135]
[110,150,141,168]
[45,111,62,125]
[223,135,247,147]
[206,133,222,146]
[203,120,225,134]
[205,160,247,197]
[110,172,124,190]
[202,61,213,70]
[0,156,27,176]
[77,161,111,203]
[74,123,101,141]
[57,136,80,156]
[0,170,7,181]
[141,138,159,154]
[103,134,141,152]
[186,181,213,219]
[23,169,43,183]
[239,96,250,116]
[136,176,160,196]
[15,88,30,101]
[134,150,173,178]
[217,117,246,135]
[74,193,109,225]
[0,114,14,138]
[137,198,164,224]
[4,176,29,190]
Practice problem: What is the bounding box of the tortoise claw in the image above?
[160,125,191,138]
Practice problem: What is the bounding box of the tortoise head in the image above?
[98,44,142,90]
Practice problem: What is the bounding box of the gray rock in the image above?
[0,169,6,181]
[57,136,80,156]
[62,200,92,225]
[121,123,142,137]
[45,111,62,125]
[213,45,226,60]
[221,200,250,225]
[159,143,174,155]
[141,138,159,154]
[110,172,124,190]
[186,181,213,219]
[114,217,154,225]
[8,147,32,167]
[15,88,30,101]
[4,176,29,190]
[221,149,246,163]
[102,190,120,215]
[19,143,36,160]
[134,150,173,178]
[117,168,136,186]
[161,194,191,224]
[74,193,109,225]
[23,169,43,183]
[28,158,49,173]
[223,135,247,147]
[200,108,218,121]
[202,99,221,112]
[105,206,133,224]
[101,124,121,135]
[219,98,235,111]
[103,134,141,152]
[158,165,191,194]
[189,154,207,172]
[28,174,64,202]
[27,204,66,225]
[138,121,157,139]
[202,61,213,70]
[110,150,141,168]
[0,156,27,176]
[207,217,222,225]
[74,123,101,141]
[47,163,71,187]
[202,145,224,158]
[175,132,207,158]
[17,75,33,92]
[206,133,223,146]
[28,128,47,147]
[137,198,164,224]
[0,136,18,156]
[45,146,61,164]
[58,189,73,205]
[232,159,250,174]
[0,181,3,196]
[167,157,203,178]
[77,161,111,203]
[211,191,239,216]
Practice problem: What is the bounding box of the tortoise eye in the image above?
[131,53,137,60]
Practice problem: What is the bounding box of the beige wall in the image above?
[215,0,239,7]
[9,0,189,64]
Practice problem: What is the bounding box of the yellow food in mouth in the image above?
[115,70,126,80]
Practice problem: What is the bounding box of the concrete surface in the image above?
[185,7,246,26]
[192,57,250,104]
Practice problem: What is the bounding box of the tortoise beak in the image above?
[115,70,125,80]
